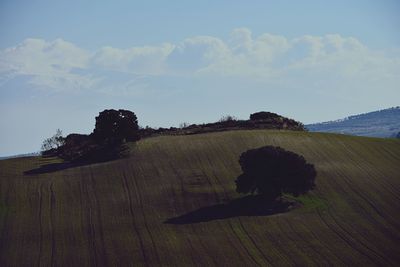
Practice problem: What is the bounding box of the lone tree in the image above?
[92,109,140,145]
[41,129,65,152]
[235,146,316,200]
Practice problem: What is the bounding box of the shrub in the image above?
[54,109,140,163]
[219,115,237,122]
[59,133,129,163]
[41,129,65,154]
[250,111,280,121]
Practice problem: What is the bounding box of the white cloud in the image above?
[230,27,253,53]
[0,38,93,90]
[91,43,174,74]
[0,28,399,97]
[166,36,230,73]
[0,38,89,75]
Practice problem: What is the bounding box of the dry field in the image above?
[1,130,399,266]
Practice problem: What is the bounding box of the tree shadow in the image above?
[24,161,88,175]
[24,150,129,175]
[164,195,299,224]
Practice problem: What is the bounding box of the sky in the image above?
[0,0,399,156]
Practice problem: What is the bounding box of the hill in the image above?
[0,152,40,160]
[306,107,400,138]
[0,130,400,266]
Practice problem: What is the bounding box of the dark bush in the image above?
[59,133,129,163]
[38,109,141,164]
[58,134,96,162]
[219,115,237,122]
[236,146,316,200]
[250,111,281,121]
[138,126,157,138]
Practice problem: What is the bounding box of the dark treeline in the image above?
[140,111,305,138]
[42,110,306,164]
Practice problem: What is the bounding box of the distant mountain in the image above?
[0,152,40,160]
[306,107,400,138]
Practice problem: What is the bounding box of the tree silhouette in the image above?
[236,146,316,200]
[92,109,140,145]
[249,111,280,121]
[41,129,65,152]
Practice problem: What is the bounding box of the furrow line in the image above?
[155,144,201,265]
[281,216,325,265]
[323,205,383,265]
[316,207,365,264]
[215,141,283,265]
[215,139,275,265]
[82,177,98,267]
[167,161,211,266]
[318,168,388,266]
[203,148,267,266]
[328,208,388,265]
[301,194,346,265]
[194,151,260,266]
[273,215,309,265]
[299,218,346,265]
[129,163,161,265]
[342,167,400,230]
[89,168,109,267]
[342,148,400,210]
[36,182,44,267]
[337,140,400,202]
[0,185,10,264]
[237,217,273,266]
[49,182,57,267]
[78,170,96,266]
[335,165,400,257]
[121,170,149,267]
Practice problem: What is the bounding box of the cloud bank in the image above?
[1,28,399,100]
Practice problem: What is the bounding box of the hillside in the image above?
[0,152,40,161]
[1,130,400,266]
[306,107,400,138]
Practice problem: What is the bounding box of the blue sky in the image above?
[0,0,399,156]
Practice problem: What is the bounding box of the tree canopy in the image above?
[250,111,281,121]
[92,109,140,144]
[235,146,316,199]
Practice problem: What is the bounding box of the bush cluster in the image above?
[42,109,139,163]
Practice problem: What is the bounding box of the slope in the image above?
[306,106,400,137]
[0,130,400,266]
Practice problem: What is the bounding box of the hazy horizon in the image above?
[1,0,399,156]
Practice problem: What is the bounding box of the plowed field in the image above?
[1,130,399,266]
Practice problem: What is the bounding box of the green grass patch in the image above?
[284,193,328,212]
